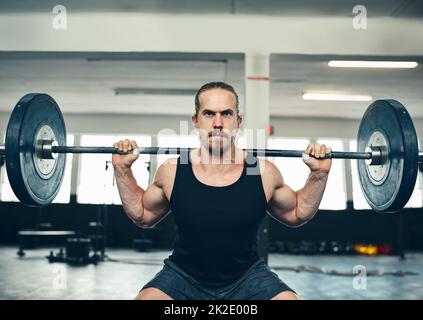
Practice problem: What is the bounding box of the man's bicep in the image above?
[143,183,170,212]
[269,183,297,215]
[138,183,170,227]
[262,159,296,214]
[268,185,302,227]
[140,161,175,227]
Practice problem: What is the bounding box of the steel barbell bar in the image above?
[41,145,423,163]
[3,143,423,162]
[47,145,374,159]
[1,144,373,159]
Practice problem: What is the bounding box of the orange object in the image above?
[354,244,378,256]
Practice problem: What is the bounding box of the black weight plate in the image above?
[5,93,66,206]
[357,100,418,212]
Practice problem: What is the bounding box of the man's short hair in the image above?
[194,82,239,117]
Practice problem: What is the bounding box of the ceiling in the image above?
[0,0,422,17]
[0,52,422,120]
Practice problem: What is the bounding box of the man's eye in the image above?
[222,112,232,117]
[204,112,213,117]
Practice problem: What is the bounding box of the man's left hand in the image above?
[302,143,332,173]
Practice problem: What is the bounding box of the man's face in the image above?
[192,88,242,155]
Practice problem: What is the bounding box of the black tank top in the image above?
[168,151,268,287]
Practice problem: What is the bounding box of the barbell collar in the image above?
[365,146,385,166]
[39,140,58,160]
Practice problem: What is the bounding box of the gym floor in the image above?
[0,246,422,300]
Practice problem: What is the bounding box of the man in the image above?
[112,82,331,300]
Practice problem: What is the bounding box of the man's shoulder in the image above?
[157,157,179,176]
[154,157,178,187]
[258,158,279,174]
[258,158,283,188]
[161,157,179,166]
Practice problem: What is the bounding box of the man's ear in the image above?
[192,114,198,128]
[237,115,243,128]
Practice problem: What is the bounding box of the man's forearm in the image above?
[295,170,329,221]
[114,167,145,223]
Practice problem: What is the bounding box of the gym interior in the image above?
[0,0,423,300]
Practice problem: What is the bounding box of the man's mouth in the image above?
[209,131,227,138]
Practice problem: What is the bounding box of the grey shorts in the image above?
[142,258,295,300]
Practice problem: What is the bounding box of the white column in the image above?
[244,53,270,150]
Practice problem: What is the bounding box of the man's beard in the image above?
[206,131,232,156]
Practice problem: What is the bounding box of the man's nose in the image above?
[213,113,223,128]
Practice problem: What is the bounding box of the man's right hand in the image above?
[112,139,139,170]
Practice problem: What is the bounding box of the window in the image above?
[350,140,422,209]
[267,138,311,192]
[267,138,347,210]
[0,134,74,204]
[316,139,347,210]
[77,135,151,205]
[235,135,247,149]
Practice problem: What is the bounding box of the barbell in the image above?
[0,93,421,212]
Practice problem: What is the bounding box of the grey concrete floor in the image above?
[0,246,422,300]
